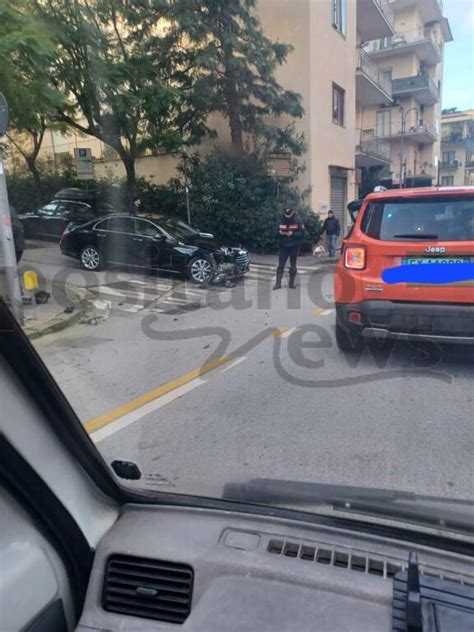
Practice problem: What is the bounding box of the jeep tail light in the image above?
[344,246,366,270]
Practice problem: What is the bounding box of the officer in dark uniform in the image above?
[273,207,305,290]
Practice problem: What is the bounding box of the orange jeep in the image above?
[334,186,474,351]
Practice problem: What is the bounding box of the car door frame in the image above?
[131,218,173,270]
[95,216,136,266]
[30,202,60,238]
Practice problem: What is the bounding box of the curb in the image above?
[25,284,93,341]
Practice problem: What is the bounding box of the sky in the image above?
[441,0,474,110]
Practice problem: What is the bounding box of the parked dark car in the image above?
[19,188,114,241]
[60,213,251,284]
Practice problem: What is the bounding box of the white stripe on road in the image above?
[162,297,196,305]
[278,327,298,338]
[320,308,335,316]
[93,285,159,301]
[220,356,248,373]
[91,378,206,443]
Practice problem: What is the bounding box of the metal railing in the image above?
[357,130,391,161]
[439,160,459,169]
[465,160,474,169]
[357,50,392,96]
[391,74,440,100]
[377,120,438,139]
[364,27,441,57]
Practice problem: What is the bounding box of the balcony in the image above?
[391,74,440,105]
[356,130,391,167]
[439,160,459,170]
[364,27,442,65]
[357,0,394,41]
[386,0,443,23]
[378,120,438,144]
[356,50,392,106]
[466,160,474,169]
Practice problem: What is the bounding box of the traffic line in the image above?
[90,379,206,443]
[312,307,326,316]
[85,354,235,437]
[271,327,289,337]
[85,326,280,440]
[278,326,298,338]
[220,356,248,374]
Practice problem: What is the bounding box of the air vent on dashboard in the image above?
[103,555,193,624]
[266,538,474,586]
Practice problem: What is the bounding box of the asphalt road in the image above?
[27,240,474,505]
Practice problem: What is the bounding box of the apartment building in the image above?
[439,109,474,186]
[360,0,452,186]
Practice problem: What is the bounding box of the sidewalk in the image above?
[250,251,339,268]
[20,281,91,340]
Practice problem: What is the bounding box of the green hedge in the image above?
[6,151,322,252]
[168,151,321,252]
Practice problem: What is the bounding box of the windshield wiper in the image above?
[223,479,474,533]
[393,233,439,239]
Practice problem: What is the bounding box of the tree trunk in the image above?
[122,157,136,211]
[26,158,42,206]
[223,45,244,154]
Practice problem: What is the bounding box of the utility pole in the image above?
[179,145,191,225]
[0,93,24,323]
[399,106,419,189]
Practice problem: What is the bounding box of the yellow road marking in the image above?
[271,327,289,337]
[312,307,325,316]
[85,326,285,434]
[84,355,232,434]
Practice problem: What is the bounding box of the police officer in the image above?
[273,207,305,290]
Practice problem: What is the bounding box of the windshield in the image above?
[362,197,474,241]
[158,217,200,240]
[1,0,473,535]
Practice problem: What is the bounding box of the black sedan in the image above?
[19,196,114,241]
[60,214,250,284]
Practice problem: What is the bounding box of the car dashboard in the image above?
[76,505,474,632]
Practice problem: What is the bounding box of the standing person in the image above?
[129,196,142,215]
[273,207,305,290]
[321,210,340,258]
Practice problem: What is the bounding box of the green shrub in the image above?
[166,150,321,252]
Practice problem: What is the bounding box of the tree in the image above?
[171,0,305,156]
[0,1,65,200]
[33,0,210,204]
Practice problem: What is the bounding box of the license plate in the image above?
[402,257,471,265]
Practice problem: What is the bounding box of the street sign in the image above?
[74,147,94,180]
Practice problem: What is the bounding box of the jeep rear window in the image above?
[361,197,474,241]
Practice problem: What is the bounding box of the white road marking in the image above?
[320,308,335,316]
[91,379,206,443]
[220,356,247,373]
[93,285,158,301]
[92,299,112,310]
[279,327,298,338]
[162,297,196,305]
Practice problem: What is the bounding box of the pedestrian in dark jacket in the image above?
[273,207,305,290]
[321,210,340,258]
[129,197,142,215]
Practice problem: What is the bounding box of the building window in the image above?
[442,150,455,163]
[441,176,454,186]
[332,0,346,35]
[376,109,391,137]
[332,83,345,126]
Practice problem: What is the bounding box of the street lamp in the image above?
[179,144,191,225]
[0,92,24,323]
[399,106,419,189]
